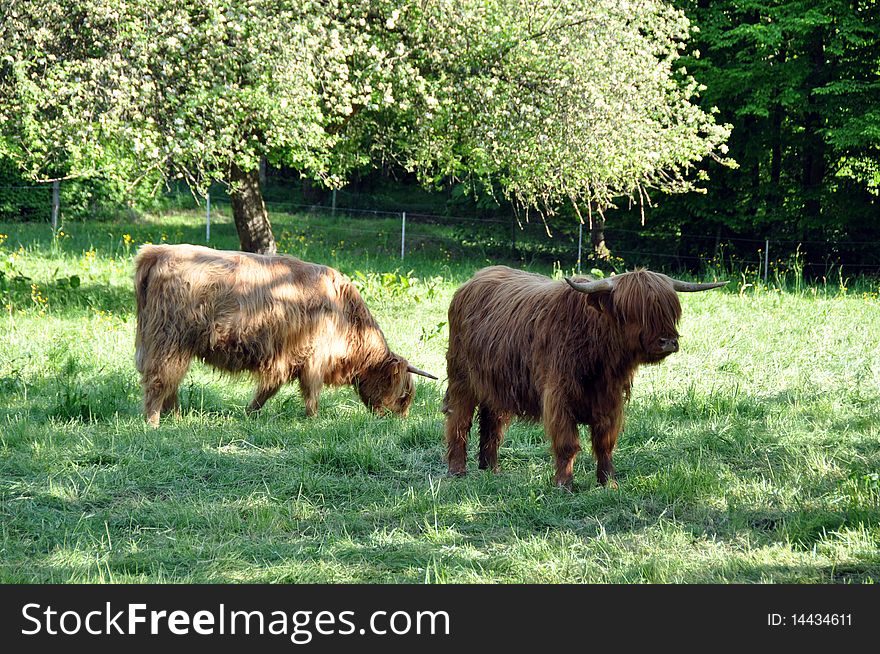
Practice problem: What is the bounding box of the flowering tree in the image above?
[1,0,730,254]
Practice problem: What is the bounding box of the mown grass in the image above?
[0,209,879,583]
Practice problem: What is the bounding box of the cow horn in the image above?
[407,364,438,380]
[564,277,615,294]
[660,275,729,292]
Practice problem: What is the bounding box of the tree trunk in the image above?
[302,177,325,204]
[801,34,826,231]
[767,48,786,221]
[258,156,268,188]
[743,116,760,221]
[769,104,783,203]
[590,214,610,260]
[510,213,518,260]
[230,163,276,254]
[712,224,722,259]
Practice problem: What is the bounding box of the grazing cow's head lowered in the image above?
[443,265,726,488]
[357,357,435,416]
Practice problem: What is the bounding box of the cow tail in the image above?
[133,246,160,374]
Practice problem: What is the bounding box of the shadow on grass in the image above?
[0,361,259,426]
[3,359,879,583]
[0,273,136,317]
[53,282,136,316]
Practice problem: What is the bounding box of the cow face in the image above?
[356,357,415,416]
[579,271,683,365]
[618,287,682,365]
[567,269,726,367]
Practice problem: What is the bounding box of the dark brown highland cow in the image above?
[443,266,726,488]
[134,244,435,426]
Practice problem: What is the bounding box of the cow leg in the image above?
[161,393,180,417]
[247,379,282,415]
[478,407,510,473]
[444,385,477,477]
[589,408,623,489]
[298,368,322,417]
[141,353,190,427]
[543,390,581,489]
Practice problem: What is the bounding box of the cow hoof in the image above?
[598,478,619,490]
[555,479,574,492]
[447,468,467,478]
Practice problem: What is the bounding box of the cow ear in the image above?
[391,358,407,378]
[399,360,410,377]
[586,291,613,313]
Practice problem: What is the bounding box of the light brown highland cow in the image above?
[134,244,435,426]
[443,266,725,488]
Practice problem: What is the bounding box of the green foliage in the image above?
[0,158,51,220]
[624,0,880,264]
[0,0,730,217]
[351,269,443,306]
[401,0,732,210]
[0,152,162,223]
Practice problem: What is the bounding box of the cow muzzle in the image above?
[658,337,679,353]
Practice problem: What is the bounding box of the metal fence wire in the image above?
[2,183,880,276]
[201,193,880,277]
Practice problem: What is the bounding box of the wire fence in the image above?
[3,182,880,276]
[203,194,880,277]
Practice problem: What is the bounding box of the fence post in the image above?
[206,191,211,242]
[51,180,60,231]
[332,189,337,218]
[577,222,583,274]
[764,238,769,284]
[401,211,406,260]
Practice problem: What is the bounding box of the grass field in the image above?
[1,209,879,583]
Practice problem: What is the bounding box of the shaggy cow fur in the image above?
[443,265,725,488]
[134,244,434,426]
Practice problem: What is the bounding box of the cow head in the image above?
[356,355,437,416]
[565,270,727,364]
